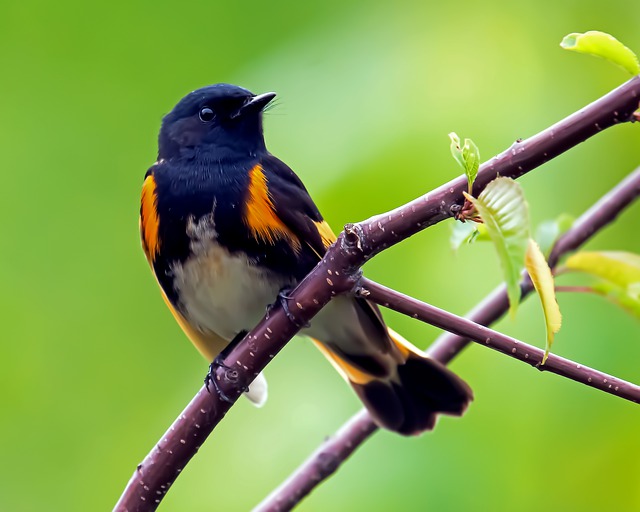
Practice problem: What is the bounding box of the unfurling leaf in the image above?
[560,31,640,75]
[464,178,530,316]
[449,132,480,193]
[526,239,562,364]
[535,213,575,257]
[565,251,640,318]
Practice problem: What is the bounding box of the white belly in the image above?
[170,215,293,340]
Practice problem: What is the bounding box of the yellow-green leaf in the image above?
[560,31,640,75]
[526,239,562,364]
[464,178,530,316]
[565,251,640,294]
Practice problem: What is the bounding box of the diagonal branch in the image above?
[253,165,640,512]
[115,77,640,512]
[359,278,640,402]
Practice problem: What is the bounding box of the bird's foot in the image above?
[274,287,310,328]
[204,330,250,402]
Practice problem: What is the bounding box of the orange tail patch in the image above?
[311,330,473,435]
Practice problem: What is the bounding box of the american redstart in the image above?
[140,84,472,435]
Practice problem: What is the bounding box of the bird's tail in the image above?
[312,329,472,435]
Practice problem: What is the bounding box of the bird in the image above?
[140,83,472,435]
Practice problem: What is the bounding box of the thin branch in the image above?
[359,278,640,402]
[256,412,378,511]
[555,285,597,294]
[115,77,640,512]
[253,166,640,512]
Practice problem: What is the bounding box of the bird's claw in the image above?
[204,356,236,403]
[276,287,310,328]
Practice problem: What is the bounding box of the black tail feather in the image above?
[353,353,473,436]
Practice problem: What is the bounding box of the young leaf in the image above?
[565,251,640,292]
[560,31,640,75]
[462,138,480,193]
[535,213,575,257]
[526,239,562,364]
[450,222,490,251]
[449,132,481,193]
[464,178,530,316]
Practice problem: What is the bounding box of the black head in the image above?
[158,84,276,161]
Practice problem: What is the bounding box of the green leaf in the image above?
[526,239,562,364]
[560,31,640,75]
[464,178,530,316]
[449,132,481,193]
[450,222,490,251]
[535,213,575,257]
[565,251,640,293]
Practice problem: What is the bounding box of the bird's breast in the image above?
[169,213,295,340]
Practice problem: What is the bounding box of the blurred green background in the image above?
[1,1,639,510]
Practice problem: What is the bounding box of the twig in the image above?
[555,285,597,294]
[115,77,640,512]
[252,166,640,512]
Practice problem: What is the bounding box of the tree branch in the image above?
[359,278,640,402]
[115,76,640,512]
[252,165,640,512]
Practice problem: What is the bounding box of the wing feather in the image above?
[259,155,390,354]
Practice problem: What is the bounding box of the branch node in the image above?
[343,223,364,253]
[354,284,371,298]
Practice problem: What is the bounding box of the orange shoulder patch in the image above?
[140,174,161,262]
[244,165,301,251]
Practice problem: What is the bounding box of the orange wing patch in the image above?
[244,165,301,251]
[140,174,161,262]
[314,220,337,249]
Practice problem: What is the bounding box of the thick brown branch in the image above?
[358,76,640,259]
[253,166,640,512]
[115,77,640,511]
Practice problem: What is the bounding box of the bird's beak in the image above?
[239,92,276,116]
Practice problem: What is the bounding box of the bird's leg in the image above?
[204,330,249,402]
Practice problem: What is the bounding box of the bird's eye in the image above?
[198,107,215,122]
